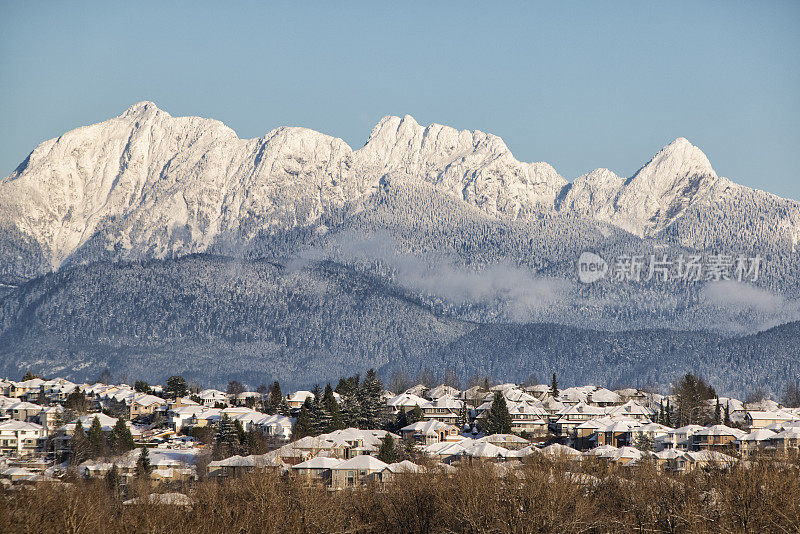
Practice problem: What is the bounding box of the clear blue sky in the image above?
[2,1,799,199]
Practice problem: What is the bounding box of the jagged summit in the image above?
[121,100,162,116]
[0,103,798,282]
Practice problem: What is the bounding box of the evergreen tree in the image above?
[216,414,237,446]
[394,408,409,433]
[134,381,152,394]
[634,433,654,452]
[338,392,359,428]
[664,399,672,427]
[309,385,327,435]
[64,390,89,418]
[714,398,721,424]
[401,435,419,462]
[293,399,314,440]
[69,419,89,464]
[322,383,344,432]
[165,375,188,399]
[724,402,732,426]
[377,433,397,464]
[658,402,665,425]
[486,392,512,435]
[21,371,40,381]
[234,419,246,445]
[456,403,469,431]
[87,416,107,458]
[109,417,135,454]
[550,373,559,398]
[268,381,283,415]
[105,464,120,493]
[673,373,716,426]
[135,446,152,478]
[407,405,423,425]
[359,369,385,429]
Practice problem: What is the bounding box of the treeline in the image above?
[4,455,799,533]
[292,370,390,439]
[2,255,800,396]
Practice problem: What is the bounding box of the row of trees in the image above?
[69,417,135,464]
[292,370,387,439]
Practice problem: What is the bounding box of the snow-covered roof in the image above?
[387,460,424,473]
[208,455,257,468]
[401,420,454,435]
[0,420,43,432]
[293,457,344,470]
[772,427,800,439]
[421,394,463,410]
[386,393,426,408]
[740,429,777,441]
[694,424,747,438]
[426,384,460,399]
[589,388,622,404]
[330,455,389,471]
[541,443,581,457]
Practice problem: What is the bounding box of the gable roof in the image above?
[331,455,389,471]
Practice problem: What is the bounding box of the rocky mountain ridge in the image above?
[2,102,798,283]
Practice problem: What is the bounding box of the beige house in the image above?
[692,425,746,450]
[401,420,460,445]
[0,421,44,456]
[291,456,343,482]
[330,455,389,488]
[745,410,797,431]
[129,394,164,419]
[738,429,776,454]
[421,395,463,425]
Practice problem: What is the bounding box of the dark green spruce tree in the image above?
[486,392,512,435]
[293,399,314,440]
[135,446,152,478]
[377,433,397,464]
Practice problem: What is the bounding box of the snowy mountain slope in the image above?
[0,103,567,280]
[1,102,799,285]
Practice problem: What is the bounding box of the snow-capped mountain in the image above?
[560,138,720,236]
[2,102,800,390]
[1,102,798,283]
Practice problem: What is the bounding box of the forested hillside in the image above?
[1,255,797,396]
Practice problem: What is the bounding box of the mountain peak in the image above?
[121,101,164,118]
[635,137,717,183]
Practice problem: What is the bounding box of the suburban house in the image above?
[401,420,460,445]
[507,403,548,436]
[197,389,229,407]
[552,403,606,435]
[659,424,705,451]
[386,393,426,414]
[738,429,777,454]
[692,425,746,450]
[128,394,164,419]
[421,395,463,425]
[588,388,623,407]
[0,421,44,456]
[207,455,260,478]
[745,410,798,431]
[330,455,389,488]
[292,456,343,482]
[287,390,316,410]
[769,427,800,452]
